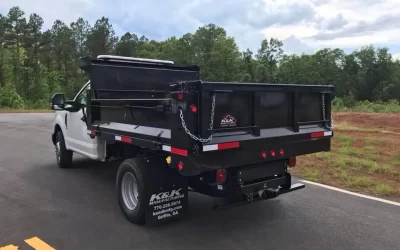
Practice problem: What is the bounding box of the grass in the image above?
[0,108,53,113]
[332,98,400,114]
[334,122,397,134]
[303,169,321,182]
[293,117,400,197]
[375,184,396,196]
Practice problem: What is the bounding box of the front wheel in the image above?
[55,131,73,168]
[116,158,146,224]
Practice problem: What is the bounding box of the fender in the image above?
[52,110,71,150]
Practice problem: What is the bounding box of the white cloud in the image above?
[1,0,399,56]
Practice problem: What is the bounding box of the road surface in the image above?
[0,113,399,250]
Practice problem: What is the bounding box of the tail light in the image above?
[288,157,296,168]
[279,148,284,156]
[216,169,227,184]
[270,150,276,157]
[177,161,184,171]
[190,104,197,113]
[261,151,267,159]
[177,93,184,100]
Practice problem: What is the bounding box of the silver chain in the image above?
[322,94,333,129]
[179,94,216,143]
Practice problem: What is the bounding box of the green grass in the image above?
[339,146,362,156]
[335,134,354,144]
[0,108,53,113]
[332,99,400,113]
[303,169,320,182]
[390,155,400,166]
[334,123,391,133]
[374,184,395,195]
[294,130,400,197]
[349,176,374,188]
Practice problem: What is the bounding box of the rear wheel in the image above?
[116,158,146,224]
[55,131,73,168]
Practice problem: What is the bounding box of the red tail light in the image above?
[261,151,267,159]
[216,169,227,184]
[311,131,324,138]
[288,157,296,168]
[279,148,284,156]
[177,162,184,171]
[177,93,184,100]
[190,105,197,113]
[270,150,276,157]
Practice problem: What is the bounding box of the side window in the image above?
[76,84,90,106]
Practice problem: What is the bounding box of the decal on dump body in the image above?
[220,115,237,127]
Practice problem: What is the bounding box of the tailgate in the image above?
[199,82,334,144]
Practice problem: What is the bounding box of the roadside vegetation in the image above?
[1,6,400,111]
[332,95,400,113]
[292,112,400,197]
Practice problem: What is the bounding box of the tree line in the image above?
[0,6,399,108]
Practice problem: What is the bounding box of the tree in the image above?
[192,24,242,81]
[71,18,91,91]
[0,6,399,109]
[256,38,283,82]
[4,7,26,94]
[86,17,117,57]
[115,32,139,57]
[24,13,44,99]
[0,14,7,86]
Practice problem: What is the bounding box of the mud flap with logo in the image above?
[144,156,188,226]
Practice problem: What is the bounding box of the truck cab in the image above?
[51,81,106,167]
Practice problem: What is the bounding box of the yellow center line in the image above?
[0,245,19,250]
[24,237,56,250]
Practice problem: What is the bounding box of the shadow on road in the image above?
[22,156,286,241]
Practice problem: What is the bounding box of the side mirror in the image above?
[51,93,65,110]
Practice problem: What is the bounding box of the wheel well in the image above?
[52,124,62,145]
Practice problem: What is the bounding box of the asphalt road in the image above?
[0,113,399,250]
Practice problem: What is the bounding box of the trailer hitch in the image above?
[212,183,305,210]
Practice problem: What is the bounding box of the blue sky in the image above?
[1,0,400,58]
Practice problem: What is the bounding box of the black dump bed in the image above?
[82,57,333,175]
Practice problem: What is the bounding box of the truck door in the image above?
[66,82,105,160]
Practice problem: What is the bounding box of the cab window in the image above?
[76,84,90,106]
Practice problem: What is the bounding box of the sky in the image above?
[1,0,400,58]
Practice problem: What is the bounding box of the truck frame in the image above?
[50,55,334,225]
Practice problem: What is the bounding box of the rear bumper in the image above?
[213,182,305,210]
[177,136,331,176]
[243,182,305,201]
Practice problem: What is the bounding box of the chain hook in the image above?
[179,94,216,143]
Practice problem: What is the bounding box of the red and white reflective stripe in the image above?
[162,145,188,156]
[311,131,333,138]
[203,141,240,152]
[115,135,132,143]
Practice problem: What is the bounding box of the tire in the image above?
[55,131,73,168]
[116,158,146,224]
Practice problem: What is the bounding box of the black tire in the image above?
[55,131,73,168]
[116,158,146,225]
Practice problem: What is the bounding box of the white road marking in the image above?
[300,180,400,207]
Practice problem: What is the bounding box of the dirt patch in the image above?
[333,112,400,133]
[293,112,400,197]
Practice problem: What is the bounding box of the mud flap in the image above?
[144,156,188,226]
